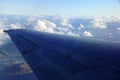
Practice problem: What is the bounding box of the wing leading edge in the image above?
[5,29,120,80]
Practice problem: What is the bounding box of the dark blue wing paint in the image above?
[6,29,120,80]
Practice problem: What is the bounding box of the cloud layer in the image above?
[0,15,120,46]
[0,15,120,68]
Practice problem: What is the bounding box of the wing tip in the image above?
[3,30,9,32]
[3,29,19,33]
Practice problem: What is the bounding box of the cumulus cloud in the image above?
[0,22,3,27]
[35,19,56,33]
[83,31,93,37]
[56,27,70,33]
[117,27,120,31]
[67,31,80,36]
[60,17,73,29]
[0,21,6,30]
[91,18,107,29]
[78,23,84,30]
[10,23,22,29]
[0,29,9,46]
[80,23,84,28]
[0,29,4,45]
[0,21,10,46]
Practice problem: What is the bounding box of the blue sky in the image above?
[0,0,120,16]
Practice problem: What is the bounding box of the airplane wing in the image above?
[5,29,120,80]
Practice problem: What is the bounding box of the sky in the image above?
[0,0,120,16]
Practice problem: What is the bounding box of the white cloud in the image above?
[83,31,93,37]
[0,29,9,46]
[43,19,56,28]
[60,18,73,29]
[35,19,56,33]
[0,22,3,27]
[117,27,120,31]
[54,31,65,35]
[0,22,6,30]
[10,23,22,29]
[80,23,84,28]
[57,27,70,33]
[67,31,80,36]
[91,18,107,29]
[78,23,84,30]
